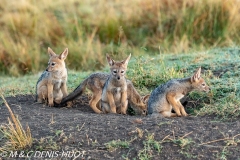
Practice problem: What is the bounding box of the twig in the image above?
[161,134,170,142]
[180,131,193,139]
[199,134,240,145]
[172,130,175,140]
[233,134,240,139]
[86,134,90,145]
[199,138,231,145]
[78,122,85,132]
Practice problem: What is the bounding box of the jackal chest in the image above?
[53,79,63,90]
[112,87,124,102]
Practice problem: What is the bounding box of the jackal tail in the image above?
[55,78,88,107]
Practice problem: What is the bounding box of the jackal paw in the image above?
[182,113,188,117]
[48,103,54,107]
[66,101,73,108]
[54,100,61,104]
[121,111,127,115]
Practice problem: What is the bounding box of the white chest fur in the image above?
[175,93,184,101]
[116,87,121,92]
[53,79,63,89]
[113,87,122,102]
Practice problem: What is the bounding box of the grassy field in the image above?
[1,0,240,76]
[1,48,240,119]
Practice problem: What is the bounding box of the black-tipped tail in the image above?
[54,78,88,108]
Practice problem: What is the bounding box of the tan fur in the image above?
[101,54,131,114]
[58,72,149,115]
[36,47,68,107]
[148,67,210,117]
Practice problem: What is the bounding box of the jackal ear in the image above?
[191,67,201,82]
[59,48,68,60]
[122,53,131,66]
[106,54,115,66]
[142,94,150,104]
[48,47,56,57]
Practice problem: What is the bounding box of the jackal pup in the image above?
[148,67,210,117]
[57,72,149,115]
[101,54,131,114]
[36,47,68,107]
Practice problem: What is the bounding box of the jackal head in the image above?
[135,94,150,115]
[46,47,68,72]
[190,67,210,92]
[106,54,131,81]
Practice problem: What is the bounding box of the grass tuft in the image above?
[138,133,162,160]
[105,139,130,152]
[0,91,33,152]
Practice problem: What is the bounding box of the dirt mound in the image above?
[0,95,240,159]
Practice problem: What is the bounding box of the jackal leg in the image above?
[120,91,128,114]
[96,100,101,111]
[177,101,188,116]
[106,91,117,113]
[37,86,47,103]
[54,91,63,104]
[166,92,181,117]
[102,101,110,113]
[47,83,54,107]
[61,82,68,98]
[89,91,102,114]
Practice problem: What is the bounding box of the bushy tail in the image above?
[55,78,88,107]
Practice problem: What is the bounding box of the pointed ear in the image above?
[48,47,56,57]
[59,48,68,60]
[142,94,150,104]
[191,67,201,82]
[122,53,131,66]
[106,54,115,66]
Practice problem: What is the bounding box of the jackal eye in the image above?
[121,70,124,73]
[113,70,117,74]
[202,83,205,86]
[51,62,56,66]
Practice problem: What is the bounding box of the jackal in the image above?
[147,67,210,117]
[36,47,68,107]
[57,72,149,115]
[101,54,131,114]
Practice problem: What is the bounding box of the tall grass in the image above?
[0,92,33,151]
[0,0,240,76]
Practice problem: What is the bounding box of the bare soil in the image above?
[0,95,240,160]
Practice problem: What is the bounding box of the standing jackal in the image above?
[147,67,210,117]
[36,47,68,107]
[101,54,131,114]
[57,72,149,115]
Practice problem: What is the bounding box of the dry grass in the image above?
[0,91,33,152]
[0,0,240,76]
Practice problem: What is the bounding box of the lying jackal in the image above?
[36,47,68,107]
[147,67,210,117]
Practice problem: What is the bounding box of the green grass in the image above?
[1,48,240,119]
[105,140,130,152]
[138,133,162,160]
[1,0,240,76]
